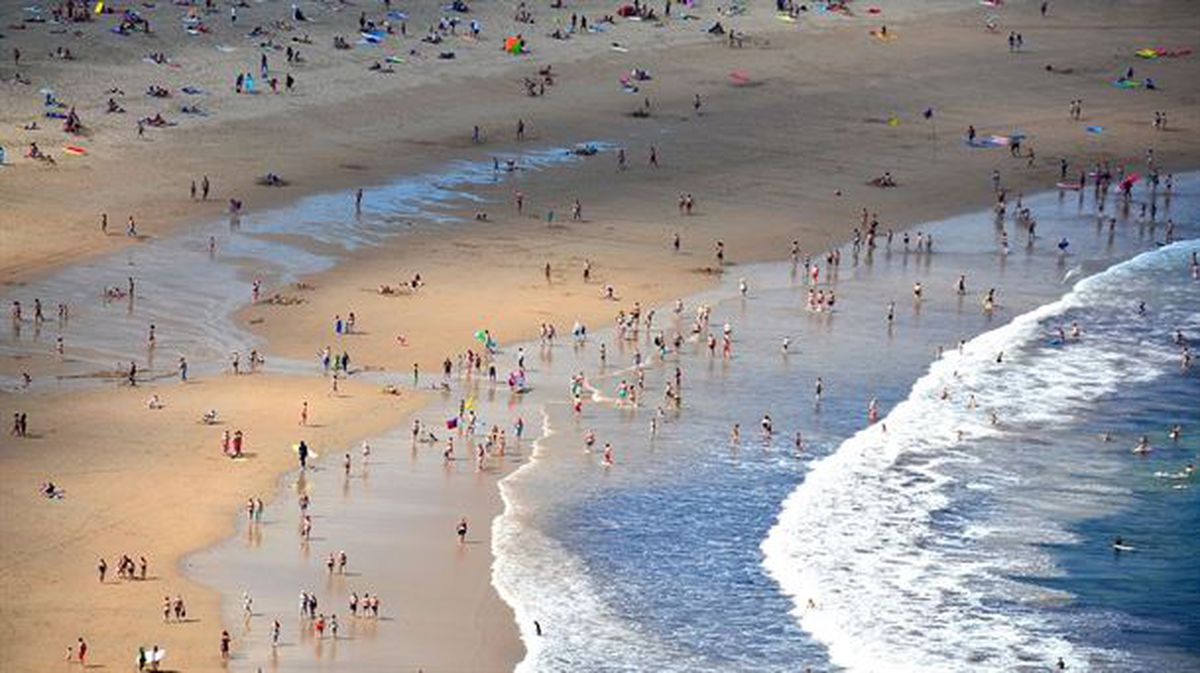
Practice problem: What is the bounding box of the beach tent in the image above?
[504,35,524,54]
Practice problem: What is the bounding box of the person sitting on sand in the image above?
[106,98,125,113]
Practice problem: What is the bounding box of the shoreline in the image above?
[491,179,1200,670]
[5,0,1200,670]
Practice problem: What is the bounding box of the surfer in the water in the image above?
[1133,436,1151,454]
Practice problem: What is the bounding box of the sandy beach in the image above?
[0,375,421,670]
[3,0,1199,670]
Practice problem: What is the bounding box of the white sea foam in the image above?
[761,241,1198,672]
[493,411,712,672]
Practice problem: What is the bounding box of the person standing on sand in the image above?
[77,637,87,665]
[649,145,659,167]
[516,118,526,141]
[457,516,468,543]
[355,188,363,212]
[202,175,210,200]
[190,180,197,200]
[97,557,107,583]
[220,630,231,660]
[299,401,308,426]
[298,440,309,469]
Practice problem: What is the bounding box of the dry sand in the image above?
[0,375,422,671]
[3,0,1200,670]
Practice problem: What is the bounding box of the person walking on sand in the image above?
[649,145,659,167]
[220,630,231,660]
[516,118,526,141]
[299,401,308,426]
[457,516,469,544]
[355,188,363,212]
[202,175,210,200]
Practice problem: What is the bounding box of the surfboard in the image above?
[1055,182,1082,190]
[1112,544,1136,551]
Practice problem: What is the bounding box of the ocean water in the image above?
[494,176,1199,672]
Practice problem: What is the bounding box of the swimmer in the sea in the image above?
[1133,435,1151,454]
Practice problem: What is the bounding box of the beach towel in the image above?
[1111,78,1140,89]
[1085,125,1104,134]
[63,145,87,156]
[966,135,1006,148]
[1136,47,1191,59]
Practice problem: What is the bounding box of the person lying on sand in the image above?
[869,172,897,187]
[139,113,175,127]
